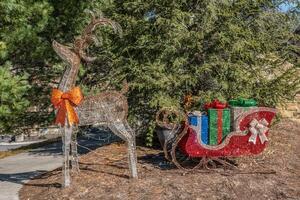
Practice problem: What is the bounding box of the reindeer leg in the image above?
[71,128,80,172]
[121,120,138,178]
[108,121,138,178]
[62,125,72,187]
[126,135,138,178]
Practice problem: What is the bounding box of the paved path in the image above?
[0,129,118,200]
[0,142,62,200]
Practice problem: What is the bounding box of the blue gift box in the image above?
[188,113,209,145]
[188,115,198,126]
[201,116,208,144]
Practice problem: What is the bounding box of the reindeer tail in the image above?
[121,80,129,94]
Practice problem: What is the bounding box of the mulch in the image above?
[19,119,300,200]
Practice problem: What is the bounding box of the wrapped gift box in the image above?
[188,111,209,145]
[208,108,230,145]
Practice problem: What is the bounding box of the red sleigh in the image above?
[156,107,277,169]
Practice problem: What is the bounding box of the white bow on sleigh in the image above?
[248,118,269,144]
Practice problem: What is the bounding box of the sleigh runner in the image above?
[156,101,276,169]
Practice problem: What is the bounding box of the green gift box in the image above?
[208,108,231,145]
[228,98,257,107]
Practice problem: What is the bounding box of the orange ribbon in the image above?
[51,87,83,127]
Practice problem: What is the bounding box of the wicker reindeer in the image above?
[51,12,137,187]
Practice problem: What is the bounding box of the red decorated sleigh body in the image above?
[156,107,277,169]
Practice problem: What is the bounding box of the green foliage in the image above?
[0,0,53,62]
[0,0,55,130]
[0,0,299,144]
[0,0,95,129]
[85,0,299,145]
[0,63,30,133]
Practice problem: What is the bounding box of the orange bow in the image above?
[51,87,84,127]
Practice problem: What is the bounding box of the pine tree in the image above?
[0,62,30,133]
[84,0,299,145]
[0,0,96,129]
[0,0,299,144]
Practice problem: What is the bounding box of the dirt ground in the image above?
[20,119,300,200]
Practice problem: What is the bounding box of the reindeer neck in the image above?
[58,61,80,92]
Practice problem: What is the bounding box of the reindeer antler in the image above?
[74,10,122,62]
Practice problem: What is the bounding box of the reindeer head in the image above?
[53,10,122,65]
[53,11,122,91]
[73,11,122,62]
[52,40,81,66]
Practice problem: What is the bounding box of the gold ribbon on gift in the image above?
[51,87,83,127]
[248,118,269,144]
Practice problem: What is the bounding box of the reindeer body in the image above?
[77,91,128,125]
[52,15,137,187]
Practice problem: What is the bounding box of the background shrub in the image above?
[0,0,299,145]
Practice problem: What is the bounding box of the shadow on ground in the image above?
[138,153,175,170]
[27,127,120,157]
[0,171,48,184]
[0,127,120,187]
